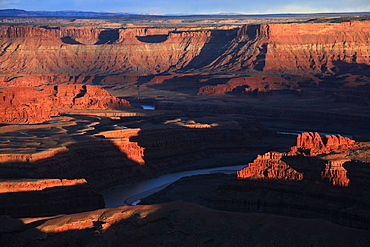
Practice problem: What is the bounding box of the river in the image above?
[103,164,247,208]
[141,105,155,110]
[103,130,353,208]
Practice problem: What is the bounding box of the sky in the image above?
[1,0,370,15]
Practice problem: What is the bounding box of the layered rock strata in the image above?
[0,26,216,76]
[0,85,132,124]
[0,21,369,87]
[237,132,355,185]
[321,159,351,187]
[0,178,87,193]
[289,131,355,156]
[237,152,304,180]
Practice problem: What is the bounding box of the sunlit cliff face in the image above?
[0,85,132,124]
[1,21,369,82]
[238,132,355,187]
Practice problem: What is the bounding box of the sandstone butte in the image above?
[237,132,355,186]
[0,21,369,87]
[0,84,132,124]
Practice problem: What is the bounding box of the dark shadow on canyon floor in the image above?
[0,216,46,247]
[332,60,370,76]
[0,183,104,217]
[136,34,168,43]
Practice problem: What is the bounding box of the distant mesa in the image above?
[0,9,149,17]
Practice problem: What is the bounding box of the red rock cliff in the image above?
[0,26,212,76]
[289,132,355,156]
[0,85,132,124]
[1,21,369,84]
[264,21,370,74]
[237,151,304,180]
[237,132,355,187]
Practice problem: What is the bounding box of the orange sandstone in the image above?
[0,84,132,124]
[238,132,355,187]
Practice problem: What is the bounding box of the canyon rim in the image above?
[0,10,370,246]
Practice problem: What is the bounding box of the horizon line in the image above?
[1,8,370,17]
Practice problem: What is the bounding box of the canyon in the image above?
[0,14,370,246]
[0,21,369,77]
[141,132,370,230]
[1,20,369,104]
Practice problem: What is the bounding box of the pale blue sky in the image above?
[1,0,369,15]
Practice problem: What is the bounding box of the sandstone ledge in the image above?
[0,201,369,246]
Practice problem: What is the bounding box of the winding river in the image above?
[103,130,353,208]
[103,164,247,208]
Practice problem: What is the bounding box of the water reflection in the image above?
[104,165,247,207]
[141,105,155,110]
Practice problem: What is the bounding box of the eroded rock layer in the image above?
[0,178,87,193]
[0,26,215,76]
[290,131,355,156]
[0,21,369,87]
[237,132,355,184]
[0,85,132,124]
[237,151,304,180]
[0,113,269,191]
